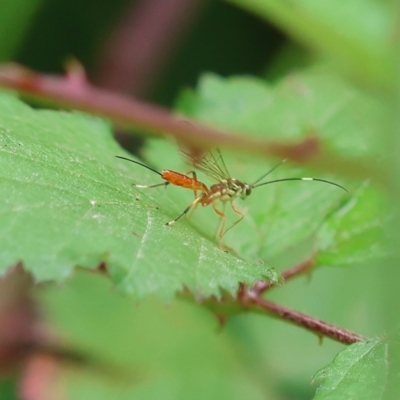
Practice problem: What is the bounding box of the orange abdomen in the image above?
[161,170,208,192]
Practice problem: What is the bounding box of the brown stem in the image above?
[235,253,365,345]
[198,277,366,345]
[281,255,316,281]
[0,63,386,185]
[239,293,365,344]
[252,252,316,295]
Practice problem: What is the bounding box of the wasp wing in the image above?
[180,148,231,182]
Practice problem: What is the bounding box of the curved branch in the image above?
[238,292,365,344]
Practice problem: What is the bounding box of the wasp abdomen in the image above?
[161,170,208,192]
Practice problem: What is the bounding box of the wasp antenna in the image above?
[253,177,348,192]
[115,156,162,176]
[251,159,287,186]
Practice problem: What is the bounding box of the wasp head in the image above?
[229,179,252,200]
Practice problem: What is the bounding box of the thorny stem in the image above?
[199,253,365,346]
[0,63,387,186]
[201,283,366,345]
[232,253,366,345]
[238,291,365,344]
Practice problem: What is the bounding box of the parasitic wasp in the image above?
[116,149,347,244]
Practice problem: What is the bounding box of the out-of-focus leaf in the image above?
[227,0,393,91]
[317,182,389,265]
[313,336,400,399]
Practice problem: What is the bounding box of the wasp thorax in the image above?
[228,179,251,200]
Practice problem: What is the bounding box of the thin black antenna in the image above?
[253,177,348,192]
[251,159,287,186]
[115,156,162,177]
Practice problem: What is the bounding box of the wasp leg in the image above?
[169,170,201,221]
[183,170,199,198]
[183,171,206,219]
[134,182,170,189]
[223,202,245,236]
[166,194,205,226]
[212,203,227,244]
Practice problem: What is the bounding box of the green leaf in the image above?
[227,0,393,91]
[0,91,279,300]
[313,336,400,399]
